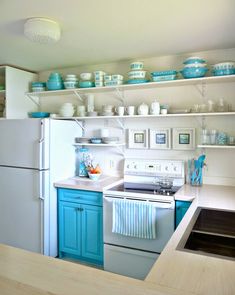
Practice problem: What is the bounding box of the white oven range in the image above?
[103,158,185,280]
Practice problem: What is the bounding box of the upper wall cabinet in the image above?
[0,66,38,119]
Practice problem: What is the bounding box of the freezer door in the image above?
[0,119,49,169]
[0,166,46,254]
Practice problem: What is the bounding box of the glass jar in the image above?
[216,132,227,145]
[201,129,210,145]
[210,129,217,145]
[77,148,91,177]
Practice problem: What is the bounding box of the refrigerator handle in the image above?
[39,171,45,200]
[39,120,44,170]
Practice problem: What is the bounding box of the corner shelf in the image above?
[197,145,235,149]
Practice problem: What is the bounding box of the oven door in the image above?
[103,195,175,253]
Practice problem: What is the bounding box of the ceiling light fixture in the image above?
[24,17,61,44]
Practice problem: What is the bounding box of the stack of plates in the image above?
[102,137,119,144]
[75,137,90,144]
[99,111,114,116]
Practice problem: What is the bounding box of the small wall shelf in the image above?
[54,112,235,121]
[197,145,235,149]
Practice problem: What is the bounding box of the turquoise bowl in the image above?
[181,67,208,79]
[29,112,50,118]
[47,81,64,90]
[79,81,95,88]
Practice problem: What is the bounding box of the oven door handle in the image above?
[103,195,175,209]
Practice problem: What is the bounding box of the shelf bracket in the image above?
[112,118,125,130]
[194,82,207,102]
[74,119,85,131]
[195,115,206,129]
[115,87,125,104]
[73,90,84,101]
[116,145,125,156]
[26,93,40,107]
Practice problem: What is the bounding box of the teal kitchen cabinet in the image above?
[175,200,192,228]
[58,188,103,266]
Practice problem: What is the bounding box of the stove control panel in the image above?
[124,159,185,178]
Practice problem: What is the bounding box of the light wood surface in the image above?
[0,244,193,295]
[1,184,234,295]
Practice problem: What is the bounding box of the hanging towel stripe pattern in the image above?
[112,198,156,239]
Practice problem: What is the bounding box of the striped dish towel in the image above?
[112,198,156,239]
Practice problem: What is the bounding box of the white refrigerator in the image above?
[0,118,82,257]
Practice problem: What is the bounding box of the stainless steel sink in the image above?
[178,208,235,260]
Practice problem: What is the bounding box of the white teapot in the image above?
[137,103,149,115]
[150,100,160,115]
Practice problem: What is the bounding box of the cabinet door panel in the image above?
[81,204,103,263]
[59,201,81,256]
[175,201,192,228]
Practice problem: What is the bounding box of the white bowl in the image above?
[64,81,78,89]
[66,74,77,78]
[95,81,104,87]
[80,73,92,81]
[112,74,124,80]
[213,62,234,70]
[130,61,144,70]
[128,70,146,79]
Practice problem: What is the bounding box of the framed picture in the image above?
[128,129,148,149]
[149,128,171,149]
[172,128,196,150]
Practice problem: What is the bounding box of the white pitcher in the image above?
[137,103,149,115]
[150,100,160,115]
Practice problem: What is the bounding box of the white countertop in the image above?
[54,175,123,192]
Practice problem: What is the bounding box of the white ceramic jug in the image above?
[137,103,149,115]
[150,100,160,115]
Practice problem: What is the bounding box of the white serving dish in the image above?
[128,70,146,79]
[111,74,124,81]
[213,62,234,70]
[104,74,112,81]
[130,61,144,70]
[104,80,123,86]
[80,73,93,81]
[95,81,104,87]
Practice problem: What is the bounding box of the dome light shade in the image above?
[24,18,61,44]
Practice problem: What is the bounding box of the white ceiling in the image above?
[0,0,235,72]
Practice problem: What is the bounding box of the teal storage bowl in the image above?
[79,81,95,88]
[46,81,64,90]
[181,67,208,79]
[29,112,50,118]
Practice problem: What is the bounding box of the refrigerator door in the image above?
[0,166,47,254]
[0,119,49,170]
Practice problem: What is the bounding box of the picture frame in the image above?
[128,129,148,149]
[149,128,171,149]
[172,128,196,150]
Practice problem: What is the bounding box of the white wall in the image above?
[39,48,235,186]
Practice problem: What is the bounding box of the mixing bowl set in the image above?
[47,72,64,90]
[127,61,149,84]
[79,72,95,88]
[59,103,75,117]
[104,74,124,86]
[212,62,235,76]
[181,57,208,78]
[64,74,79,89]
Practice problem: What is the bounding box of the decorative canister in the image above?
[77,148,91,177]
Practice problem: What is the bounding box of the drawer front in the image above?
[58,188,102,206]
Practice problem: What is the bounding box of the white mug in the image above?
[100,128,109,137]
[115,106,125,116]
[77,105,86,116]
[126,105,135,116]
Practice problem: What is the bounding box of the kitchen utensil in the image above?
[95,81,104,87]
[77,105,86,116]
[86,94,94,112]
[228,136,235,145]
[88,172,101,181]
[112,74,124,81]
[151,70,177,76]
[64,81,78,89]
[183,57,206,64]
[102,105,113,112]
[216,132,227,145]
[102,137,119,144]
[104,80,123,86]
[104,75,112,81]
[90,138,102,144]
[126,79,150,84]
[180,67,208,79]
[79,81,95,88]
[213,62,234,70]
[152,74,177,82]
[210,130,217,145]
